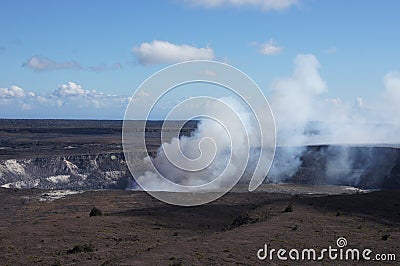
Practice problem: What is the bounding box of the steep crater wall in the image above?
[0,146,399,190]
[0,153,131,189]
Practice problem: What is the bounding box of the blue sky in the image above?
[0,0,399,119]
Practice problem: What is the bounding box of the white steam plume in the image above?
[267,54,400,185]
[268,54,327,181]
[135,97,264,191]
[130,54,400,190]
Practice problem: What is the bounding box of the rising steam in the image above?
[269,54,400,185]
[128,55,400,191]
[135,97,267,191]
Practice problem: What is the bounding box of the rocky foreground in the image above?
[0,188,399,265]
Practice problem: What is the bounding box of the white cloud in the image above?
[23,56,81,71]
[54,82,86,97]
[0,82,146,118]
[185,0,298,11]
[257,40,283,55]
[0,86,33,112]
[326,97,342,104]
[0,85,26,98]
[132,40,215,65]
[23,56,122,72]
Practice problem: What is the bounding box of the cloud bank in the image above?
[0,82,139,119]
[23,56,82,71]
[0,86,27,98]
[132,40,215,65]
[23,56,122,72]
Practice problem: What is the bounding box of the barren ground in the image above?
[0,188,399,265]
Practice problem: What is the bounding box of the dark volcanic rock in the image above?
[282,145,400,189]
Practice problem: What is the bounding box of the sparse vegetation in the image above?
[284,204,293,212]
[169,260,183,266]
[89,207,103,217]
[67,243,94,254]
[224,214,258,230]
